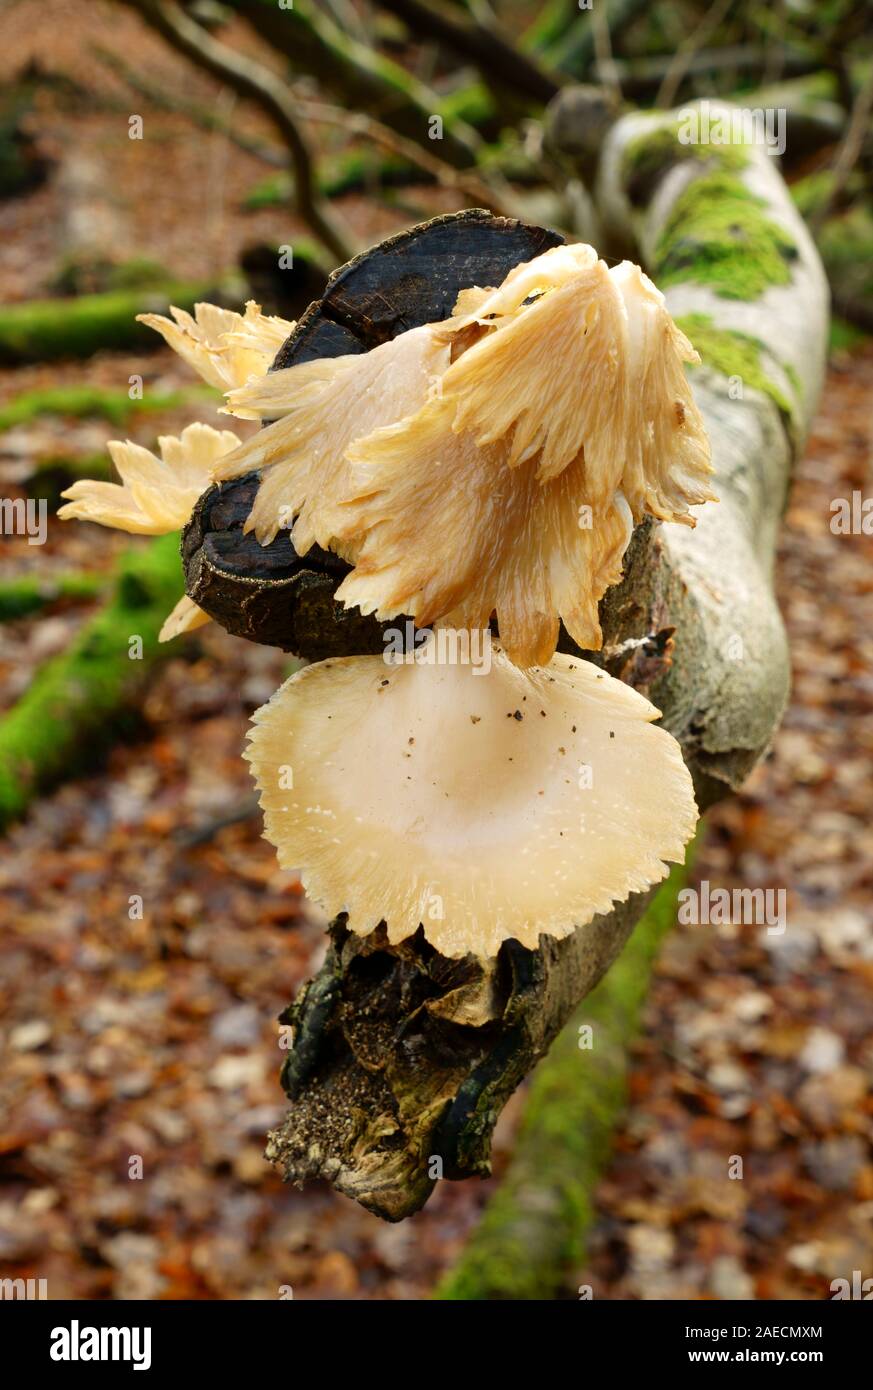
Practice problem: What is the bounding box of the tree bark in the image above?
[265,106,828,1221]
[436,860,693,1299]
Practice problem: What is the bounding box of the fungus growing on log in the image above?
[215,324,451,551]
[246,645,697,959]
[136,299,296,396]
[59,211,706,958]
[207,233,714,669]
[335,426,634,667]
[184,211,564,649]
[58,422,241,641]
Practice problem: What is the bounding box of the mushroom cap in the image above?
[436,254,629,489]
[428,249,714,506]
[246,645,698,958]
[608,261,714,523]
[450,241,599,327]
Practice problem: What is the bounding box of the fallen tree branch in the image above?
[543,0,649,79]
[265,108,828,1222]
[221,0,485,166]
[292,96,519,217]
[96,37,511,212]
[616,45,820,100]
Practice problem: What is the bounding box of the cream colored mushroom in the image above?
[245,644,698,959]
[423,248,714,508]
[213,323,451,551]
[58,422,241,642]
[434,250,629,488]
[210,243,714,668]
[137,300,296,398]
[334,407,634,667]
[58,422,240,535]
[608,260,714,524]
[159,595,213,643]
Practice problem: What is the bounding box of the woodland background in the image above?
[0,0,871,1300]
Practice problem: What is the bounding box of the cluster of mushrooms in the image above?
[60,237,716,960]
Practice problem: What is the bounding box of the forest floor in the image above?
[1,0,871,1301]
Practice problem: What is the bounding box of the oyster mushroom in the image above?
[137,299,296,397]
[58,422,241,640]
[58,422,240,535]
[207,242,714,669]
[245,644,698,959]
[334,410,634,667]
[214,323,451,551]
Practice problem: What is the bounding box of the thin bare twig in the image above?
[377,0,560,105]
[655,0,734,110]
[123,0,356,264]
[811,65,873,234]
[99,32,517,218]
[293,96,520,217]
[591,2,623,107]
[762,0,788,88]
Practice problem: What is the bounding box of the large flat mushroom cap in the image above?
[246,645,698,958]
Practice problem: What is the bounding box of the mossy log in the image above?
[0,534,183,828]
[431,110,835,1280]
[262,112,827,1223]
[0,384,215,432]
[0,282,217,364]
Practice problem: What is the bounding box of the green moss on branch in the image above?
[622,120,748,208]
[0,571,106,622]
[0,534,184,827]
[677,312,797,419]
[0,384,216,431]
[0,283,218,363]
[653,172,797,300]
